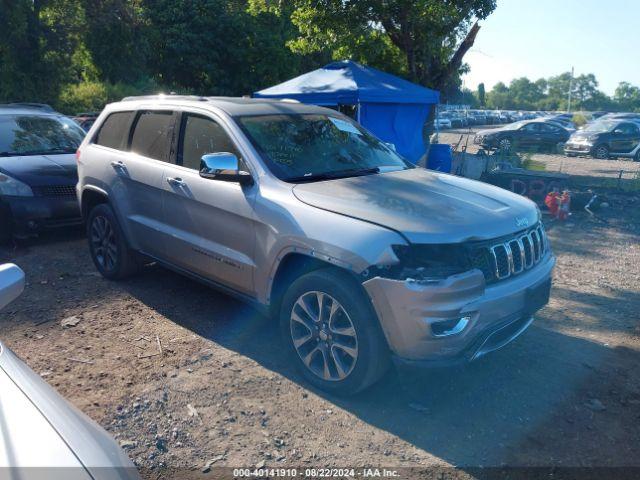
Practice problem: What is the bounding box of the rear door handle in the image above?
[166,177,185,186]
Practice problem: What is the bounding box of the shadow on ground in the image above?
[119,264,640,468]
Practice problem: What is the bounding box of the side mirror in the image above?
[0,264,25,311]
[199,153,253,185]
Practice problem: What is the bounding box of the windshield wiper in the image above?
[285,167,380,183]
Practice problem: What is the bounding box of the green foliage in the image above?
[571,113,588,127]
[477,82,485,106]
[484,72,639,112]
[55,78,163,114]
[281,0,497,93]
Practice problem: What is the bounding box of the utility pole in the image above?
[567,66,574,113]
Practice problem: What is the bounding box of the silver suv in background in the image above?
[77,96,554,395]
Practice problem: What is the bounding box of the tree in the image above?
[486,82,510,109]
[508,77,545,110]
[273,0,497,94]
[477,82,485,106]
[614,81,640,112]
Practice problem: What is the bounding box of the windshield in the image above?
[237,114,411,182]
[0,114,85,156]
[582,121,616,133]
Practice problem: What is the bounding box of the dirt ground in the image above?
[1,169,639,477]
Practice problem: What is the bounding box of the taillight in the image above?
[75,149,81,161]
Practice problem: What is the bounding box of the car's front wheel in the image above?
[593,144,609,159]
[280,268,389,395]
[498,137,513,153]
[87,203,140,280]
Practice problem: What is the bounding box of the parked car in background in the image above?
[545,119,576,133]
[0,103,84,242]
[0,263,139,478]
[438,112,459,128]
[564,120,640,160]
[434,116,452,129]
[73,112,100,132]
[474,119,571,153]
[453,110,469,127]
[470,110,487,125]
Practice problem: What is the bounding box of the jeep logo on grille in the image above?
[515,217,529,228]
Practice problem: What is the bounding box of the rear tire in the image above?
[279,268,390,395]
[87,203,139,280]
[593,144,609,159]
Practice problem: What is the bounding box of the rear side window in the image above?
[94,112,134,150]
[179,114,242,170]
[130,111,177,162]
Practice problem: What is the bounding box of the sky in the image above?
[462,0,640,96]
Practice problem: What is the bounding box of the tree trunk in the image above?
[433,21,481,91]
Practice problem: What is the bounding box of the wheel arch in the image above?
[267,251,361,316]
[80,186,109,221]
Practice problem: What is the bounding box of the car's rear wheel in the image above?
[87,203,139,280]
[280,268,389,395]
[593,144,609,159]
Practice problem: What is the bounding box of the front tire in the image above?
[87,203,139,280]
[279,268,390,395]
[498,137,513,153]
[593,144,609,159]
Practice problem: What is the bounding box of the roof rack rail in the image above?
[120,94,209,102]
[0,103,55,112]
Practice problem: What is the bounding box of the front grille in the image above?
[468,223,548,284]
[34,185,77,197]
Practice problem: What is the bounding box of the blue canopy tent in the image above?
[253,60,439,163]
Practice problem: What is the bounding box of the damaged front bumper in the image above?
[363,253,555,367]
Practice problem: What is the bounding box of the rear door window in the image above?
[130,111,177,162]
[94,112,134,150]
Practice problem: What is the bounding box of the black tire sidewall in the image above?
[86,204,135,280]
[279,268,389,396]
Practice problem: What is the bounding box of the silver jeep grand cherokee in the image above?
[77,96,554,395]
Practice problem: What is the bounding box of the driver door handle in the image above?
[110,160,125,168]
[166,177,185,186]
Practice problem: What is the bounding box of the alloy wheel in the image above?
[499,138,512,152]
[290,291,358,381]
[90,215,117,272]
[595,146,609,159]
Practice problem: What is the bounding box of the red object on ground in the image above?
[545,191,571,220]
[545,191,560,217]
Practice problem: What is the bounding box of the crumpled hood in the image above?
[293,168,539,244]
[0,154,77,187]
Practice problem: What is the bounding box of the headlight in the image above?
[380,244,470,282]
[0,173,33,197]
